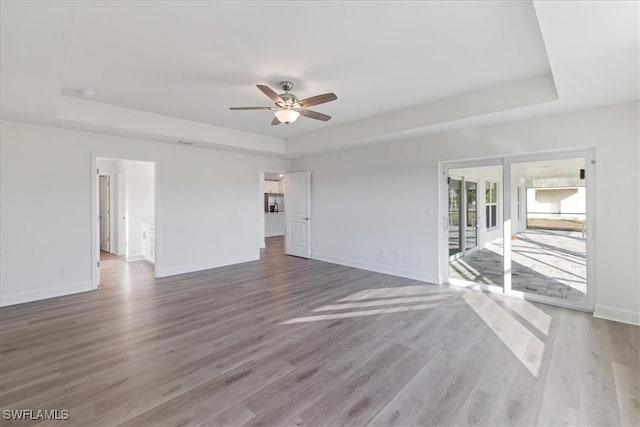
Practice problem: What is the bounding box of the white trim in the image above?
[155,252,259,278]
[0,281,96,307]
[502,161,512,294]
[312,253,437,283]
[125,254,146,262]
[505,288,591,313]
[594,305,640,326]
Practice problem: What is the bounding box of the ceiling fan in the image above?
[230,81,337,125]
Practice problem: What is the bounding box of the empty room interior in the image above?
[0,1,638,426]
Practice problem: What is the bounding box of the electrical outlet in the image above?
[379,249,385,258]
[395,251,402,261]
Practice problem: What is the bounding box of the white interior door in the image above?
[285,171,311,258]
[99,175,110,252]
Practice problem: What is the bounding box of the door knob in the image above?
[303,217,310,221]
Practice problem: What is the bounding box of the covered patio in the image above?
[449,229,586,303]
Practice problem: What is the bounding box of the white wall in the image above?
[123,160,155,260]
[292,102,640,325]
[526,187,586,220]
[0,120,288,306]
[263,180,280,194]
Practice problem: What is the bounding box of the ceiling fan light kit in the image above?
[274,107,300,124]
[230,81,337,126]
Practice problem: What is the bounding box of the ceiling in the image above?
[1,1,638,158]
[511,158,585,180]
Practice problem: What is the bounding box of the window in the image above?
[485,181,498,229]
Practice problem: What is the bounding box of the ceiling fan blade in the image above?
[271,116,281,126]
[229,106,275,110]
[295,108,331,121]
[297,93,337,108]
[257,85,284,104]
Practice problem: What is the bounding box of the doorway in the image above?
[259,170,312,259]
[448,177,478,258]
[94,157,156,287]
[99,175,111,253]
[509,156,588,304]
[260,171,286,253]
[441,150,594,311]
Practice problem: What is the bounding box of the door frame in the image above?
[448,175,479,261]
[98,175,111,253]
[447,174,464,260]
[91,153,159,287]
[463,178,479,254]
[439,148,596,312]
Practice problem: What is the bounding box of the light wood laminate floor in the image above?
[1,237,638,426]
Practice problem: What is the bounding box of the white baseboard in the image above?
[594,304,640,326]
[126,254,145,262]
[1,281,96,307]
[311,253,437,283]
[155,252,259,278]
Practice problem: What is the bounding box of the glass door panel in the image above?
[465,181,477,251]
[509,157,588,304]
[448,178,463,257]
[447,166,504,289]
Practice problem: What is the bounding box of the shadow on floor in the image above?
[449,229,586,302]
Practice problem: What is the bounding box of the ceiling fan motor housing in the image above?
[279,93,298,107]
[280,81,294,91]
[229,81,336,125]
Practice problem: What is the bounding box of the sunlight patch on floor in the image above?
[337,285,443,302]
[463,291,546,377]
[312,294,449,312]
[281,302,442,324]
[498,296,552,336]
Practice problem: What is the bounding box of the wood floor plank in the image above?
[0,236,637,426]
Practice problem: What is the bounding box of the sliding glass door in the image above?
[465,181,477,251]
[443,151,593,310]
[508,156,590,306]
[448,178,463,257]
